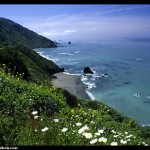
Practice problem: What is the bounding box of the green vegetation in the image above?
[0,17,149,146]
[0,64,150,146]
[0,17,57,49]
[0,45,63,83]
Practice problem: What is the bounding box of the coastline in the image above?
[51,72,91,100]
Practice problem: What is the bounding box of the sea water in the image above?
[35,39,150,126]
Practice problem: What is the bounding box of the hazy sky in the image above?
[1,4,150,43]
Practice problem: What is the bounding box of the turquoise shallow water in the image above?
[35,39,150,126]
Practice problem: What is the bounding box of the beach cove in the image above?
[51,72,90,100]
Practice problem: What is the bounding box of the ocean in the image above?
[34,39,150,126]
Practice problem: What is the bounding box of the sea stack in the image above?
[83,67,93,74]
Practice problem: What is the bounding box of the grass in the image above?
[0,64,150,146]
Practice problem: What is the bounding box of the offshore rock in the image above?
[83,67,93,74]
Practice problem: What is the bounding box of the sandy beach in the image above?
[51,73,90,100]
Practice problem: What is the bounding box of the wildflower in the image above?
[62,127,68,132]
[83,125,90,130]
[117,132,122,135]
[90,139,98,144]
[90,121,95,124]
[71,109,74,113]
[82,132,93,139]
[78,125,90,134]
[77,103,81,107]
[84,119,88,122]
[54,119,59,122]
[110,141,118,146]
[111,130,116,134]
[93,110,96,113]
[125,134,133,139]
[98,137,107,143]
[76,122,82,126]
[31,111,38,115]
[120,139,127,144]
[134,136,136,139]
[128,134,133,138]
[41,127,49,132]
[98,129,104,134]
[34,115,39,119]
[78,128,85,134]
[35,129,37,132]
[113,135,119,138]
[125,132,128,135]
[95,132,101,136]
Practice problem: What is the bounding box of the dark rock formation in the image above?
[100,73,108,77]
[59,67,65,72]
[51,75,57,79]
[83,67,93,74]
[68,41,71,44]
[123,81,132,85]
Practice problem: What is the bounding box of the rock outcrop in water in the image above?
[83,67,93,74]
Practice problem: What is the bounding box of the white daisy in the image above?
[41,127,49,132]
[82,132,93,139]
[110,141,118,146]
[31,111,38,115]
[98,137,107,143]
[62,127,68,132]
[90,139,98,144]
[54,119,59,122]
[34,115,38,119]
[76,122,82,126]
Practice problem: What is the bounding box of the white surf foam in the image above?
[141,124,150,127]
[146,96,150,99]
[86,90,95,100]
[136,58,142,61]
[82,81,96,89]
[59,53,68,55]
[37,52,59,63]
[63,72,81,76]
[59,52,73,55]
[133,93,140,97]
[74,51,81,54]
[81,75,88,82]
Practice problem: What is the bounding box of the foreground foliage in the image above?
[0,65,150,146]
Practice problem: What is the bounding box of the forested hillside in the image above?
[0,17,57,49]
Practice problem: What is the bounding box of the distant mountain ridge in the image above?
[0,17,57,49]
